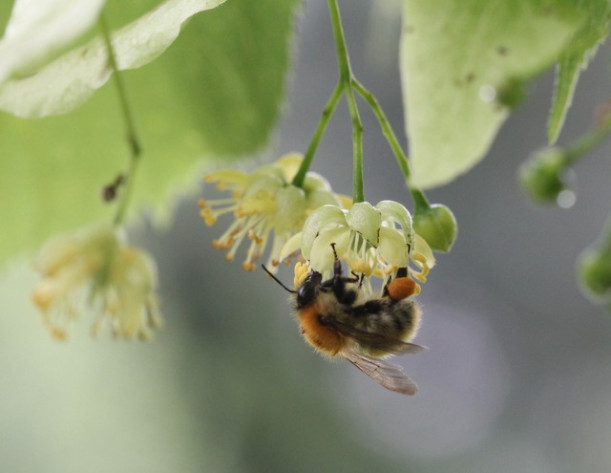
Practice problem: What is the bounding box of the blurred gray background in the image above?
[2,1,611,472]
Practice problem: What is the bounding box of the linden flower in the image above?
[199,153,344,272]
[281,200,435,293]
[31,224,163,341]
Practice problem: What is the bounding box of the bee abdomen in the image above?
[298,305,344,356]
[353,299,419,340]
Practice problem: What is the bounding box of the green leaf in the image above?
[0,0,106,83]
[400,0,586,189]
[0,0,226,117]
[0,0,301,267]
[547,0,611,144]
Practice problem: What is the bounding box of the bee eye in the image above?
[296,272,322,308]
[297,284,314,307]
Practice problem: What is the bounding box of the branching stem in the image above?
[294,0,432,208]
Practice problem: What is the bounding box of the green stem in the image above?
[352,79,411,180]
[327,0,364,203]
[292,82,344,188]
[410,188,431,213]
[99,15,142,226]
[564,115,611,166]
[600,210,611,256]
[346,87,364,203]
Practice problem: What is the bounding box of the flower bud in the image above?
[413,203,457,252]
[519,147,569,203]
[578,247,611,303]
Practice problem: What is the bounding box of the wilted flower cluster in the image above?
[281,200,435,295]
[31,224,163,340]
[199,153,346,272]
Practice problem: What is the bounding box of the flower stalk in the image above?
[352,79,411,180]
[292,0,366,203]
[327,0,364,203]
[292,82,344,188]
[99,15,142,226]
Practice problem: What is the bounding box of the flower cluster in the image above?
[281,200,435,295]
[199,153,346,272]
[31,224,163,340]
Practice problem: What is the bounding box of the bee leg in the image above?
[354,272,365,289]
[383,276,392,297]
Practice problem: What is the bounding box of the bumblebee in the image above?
[263,247,425,395]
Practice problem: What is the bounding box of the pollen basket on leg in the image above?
[386,277,417,301]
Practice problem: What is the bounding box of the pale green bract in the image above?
[0,0,226,118]
[0,0,106,84]
[0,0,300,268]
[400,0,587,189]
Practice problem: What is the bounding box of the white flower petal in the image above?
[414,233,436,269]
[243,174,283,197]
[303,172,332,192]
[376,200,415,252]
[301,205,347,260]
[305,189,341,210]
[378,227,409,267]
[346,202,381,246]
[309,227,351,273]
[278,232,303,262]
[274,186,307,233]
[273,152,303,182]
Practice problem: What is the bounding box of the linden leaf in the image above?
[0,0,300,267]
[547,0,611,144]
[400,0,586,189]
[0,0,106,83]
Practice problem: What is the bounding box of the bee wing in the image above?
[319,315,427,355]
[341,350,419,396]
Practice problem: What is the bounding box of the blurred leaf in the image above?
[0,0,301,267]
[547,0,611,144]
[0,0,106,83]
[0,0,225,117]
[400,0,586,189]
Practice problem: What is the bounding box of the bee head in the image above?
[296,270,323,308]
[261,264,323,309]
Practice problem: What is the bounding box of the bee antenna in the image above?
[330,242,339,261]
[261,264,296,294]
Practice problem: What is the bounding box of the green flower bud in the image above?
[519,147,569,203]
[413,203,458,252]
[578,247,611,303]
